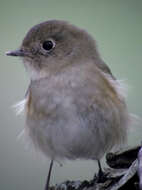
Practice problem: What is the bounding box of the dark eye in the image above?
[42,40,55,51]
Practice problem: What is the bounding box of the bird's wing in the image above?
[97,60,116,80]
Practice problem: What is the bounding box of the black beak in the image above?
[6,49,25,57]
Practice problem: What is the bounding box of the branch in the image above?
[138,145,142,190]
[50,144,142,190]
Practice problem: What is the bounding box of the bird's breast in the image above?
[24,65,129,160]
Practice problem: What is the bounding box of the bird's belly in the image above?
[26,102,109,161]
[25,80,128,161]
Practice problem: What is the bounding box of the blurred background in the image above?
[0,0,142,189]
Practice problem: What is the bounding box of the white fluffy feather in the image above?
[12,98,27,115]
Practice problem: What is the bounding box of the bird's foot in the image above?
[97,168,108,183]
[93,169,108,184]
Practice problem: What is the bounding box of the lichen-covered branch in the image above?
[138,146,142,190]
[50,144,142,190]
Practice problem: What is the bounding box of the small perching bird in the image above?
[7,20,131,189]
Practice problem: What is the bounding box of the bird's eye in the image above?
[42,40,55,51]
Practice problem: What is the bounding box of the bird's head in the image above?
[7,20,100,80]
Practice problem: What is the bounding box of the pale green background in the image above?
[0,0,142,189]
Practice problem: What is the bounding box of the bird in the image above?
[7,20,131,190]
